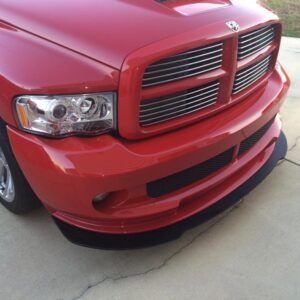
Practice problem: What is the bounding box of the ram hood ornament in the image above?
[227,21,240,32]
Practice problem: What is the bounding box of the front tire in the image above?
[0,120,40,214]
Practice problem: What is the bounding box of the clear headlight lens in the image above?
[15,92,116,137]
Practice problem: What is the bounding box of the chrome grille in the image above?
[238,25,275,60]
[140,81,219,127]
[233,55,272,94]
[142,43,223,88]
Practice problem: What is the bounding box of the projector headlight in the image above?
[15,92,116,137]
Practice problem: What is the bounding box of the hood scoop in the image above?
[156,0,231,16]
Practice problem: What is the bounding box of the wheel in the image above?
[0,120,40,214]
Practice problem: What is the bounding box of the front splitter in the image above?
[54,131,288,250]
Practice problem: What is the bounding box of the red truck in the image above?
[0,0,290,249]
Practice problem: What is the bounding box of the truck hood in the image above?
[0,0,240,69]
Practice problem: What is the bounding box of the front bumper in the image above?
[8,64,289,245]
[53,131,287,249]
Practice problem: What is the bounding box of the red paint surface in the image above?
[0,1,290,234]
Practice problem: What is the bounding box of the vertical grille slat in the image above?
[238,25,275,60]
[142,43,223,88]
[140,81,220,127]
[233,55,272,94]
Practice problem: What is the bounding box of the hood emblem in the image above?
[226,21,240,32]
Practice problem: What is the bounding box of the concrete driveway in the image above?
[0,37,299,300]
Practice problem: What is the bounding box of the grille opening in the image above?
[233,54,272,94]
[143,42,223,88]
[238,117,276,157]
[238,25,275,60]
[140,81,220,127]
[147,148,234,198]
[147,117,276,198]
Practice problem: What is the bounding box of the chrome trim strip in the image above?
[141,82,219,108]
[144,54,223,75]
[238,26,275,60]
[140,99,217,126]
[238,36,274,56]
[240,25,273,40]
[236,56,271,78]
[143,60,222,82]
[233,54,272,94]
[233,70,268,94]
[234,68,268,87]
[141,88,219,112]
[235,62,270,83]
[140,92,218,117]
[170,43,223,58]
[142,65,221,87]
[239,31,274,50]
[146,49,222,70]
[239,27,273,43]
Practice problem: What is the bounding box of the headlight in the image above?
[15,92,116,137]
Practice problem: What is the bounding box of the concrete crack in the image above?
[71,205,239,300]
[288,136,300,152]
[284,158,300,167]
[69,142,296,300]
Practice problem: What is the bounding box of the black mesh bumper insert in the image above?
[147,148,234,198]
[238,117,275,157]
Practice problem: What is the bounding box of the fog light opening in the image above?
[93,193,110,204]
